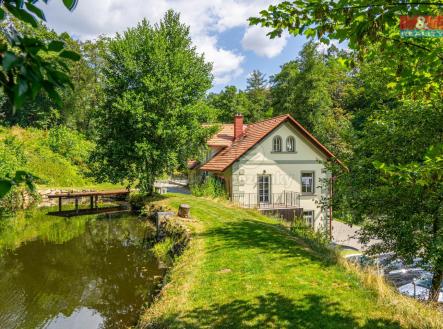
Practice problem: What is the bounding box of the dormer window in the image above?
[272,136,282,152]
[286,136,295,152]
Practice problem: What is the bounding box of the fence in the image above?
[230,191,300,209]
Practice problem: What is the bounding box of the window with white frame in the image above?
[286,136,295,152]
[272,136,282,152]
[303,210,314,227]
[301,171,314,194]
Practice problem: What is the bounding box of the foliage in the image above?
[206,71,272,123]
[206,85,251,122]
[0,126,110,189]
[271,42,353,159]
[250,1,442,98]
[245,70,271,122]
[92,11,213,193]
[0,22,105,135]
[190,176,227,198]
[370,144,443,302]
[0,1,80,111]
[47,125,92,166]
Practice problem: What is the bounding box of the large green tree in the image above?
[91,10,213,193]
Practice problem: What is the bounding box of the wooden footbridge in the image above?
[47,190,131,217]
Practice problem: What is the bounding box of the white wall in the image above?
[231,122,330,231]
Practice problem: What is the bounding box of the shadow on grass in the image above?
[200,219,337,266]
[153,293,401,329]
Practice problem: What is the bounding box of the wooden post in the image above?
[75,197,79,213]
[90,196,94,209]
[95,195,98,209]
[178,204,191,218]
[58,197,62,212]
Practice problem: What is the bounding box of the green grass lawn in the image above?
[140,194,414,329]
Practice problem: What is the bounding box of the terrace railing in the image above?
[230,191,300,209]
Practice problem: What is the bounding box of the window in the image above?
[272,136,282,152]
[258,175,271,203]
[303,210,314,227]
[301,172,314,194]
[286,136,295,152]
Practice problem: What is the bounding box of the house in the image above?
[192,114,344,232]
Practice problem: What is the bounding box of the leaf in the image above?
[25,2,46,21]
[48,40,65,52]
[2,51,17,71]
[59,50,81,61]
[5,3,38,27]
[63,0,78,11]
[386,82,397,89]
[0,180,12,198]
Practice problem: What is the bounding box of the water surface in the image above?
[0,214,164,329]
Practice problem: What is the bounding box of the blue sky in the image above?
[214,27,308,92]
[41,0,314,93]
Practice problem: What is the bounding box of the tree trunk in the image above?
[429,268,443,303]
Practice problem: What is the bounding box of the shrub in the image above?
[47,126,93,167]
[0,136,26,179]
[191,176,227,198]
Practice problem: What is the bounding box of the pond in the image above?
[0,211,164,329]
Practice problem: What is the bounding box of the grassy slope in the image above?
[141,194,431,329]
[0,126,120,189]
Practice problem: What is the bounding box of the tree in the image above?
[245,70,271,122]
[338,100,443,302]
[250,1,442,98]
[207,86,251,123]
[91,10,213,193]
[271,42,353,159]
[0,21,102,134]
[373,145,443,302]
[0,0,80,111]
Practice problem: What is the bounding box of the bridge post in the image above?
[58,197,62,212]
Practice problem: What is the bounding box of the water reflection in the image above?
[0,215,163,329]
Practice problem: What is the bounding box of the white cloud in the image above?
[39,0,282,85]
[242,26,288,58]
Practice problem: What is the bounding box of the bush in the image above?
[0,136,26,179]
[47,126,93,167]
[191,176,227,198]
[291,219,333,255]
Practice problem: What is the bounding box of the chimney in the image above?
[234,114,244,140]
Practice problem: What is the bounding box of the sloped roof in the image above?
[205,123,247,147]
[200,114,343,172]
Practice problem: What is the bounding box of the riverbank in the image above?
[140,194,443,329]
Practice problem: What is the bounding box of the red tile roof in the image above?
[200,114,344,172]
[205,123,247,147]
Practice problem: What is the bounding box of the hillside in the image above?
[141,195,443,329]
[0,126,115,189]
